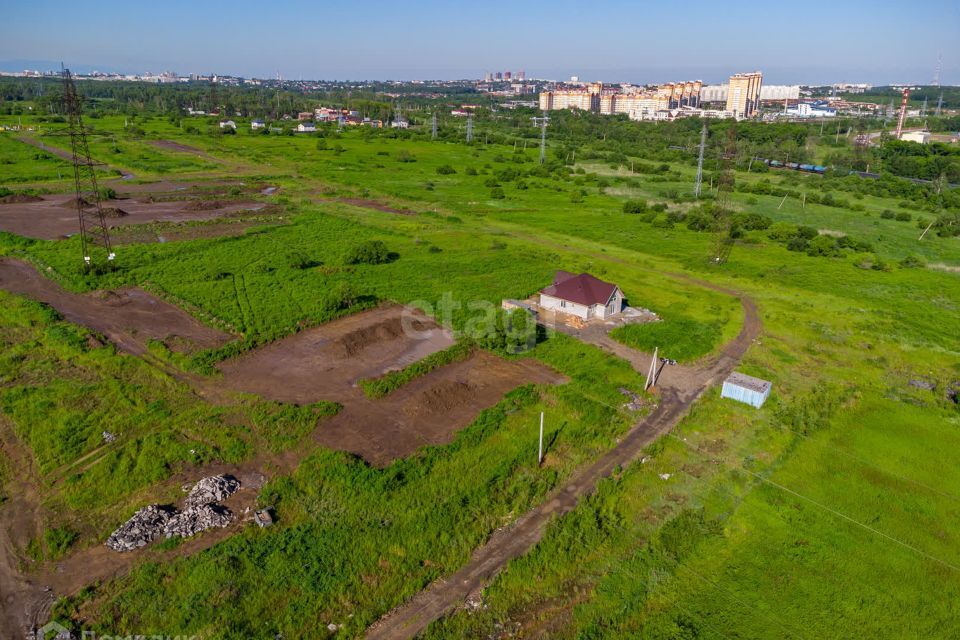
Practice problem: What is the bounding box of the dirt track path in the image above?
[16,135,136,181]
[365,280,760,640]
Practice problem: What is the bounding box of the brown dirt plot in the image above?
[0,258,230,356]
[0,193,268,240]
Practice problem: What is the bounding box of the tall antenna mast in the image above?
[431,111,438,140]
[531,114,550,164]
[465,113,473,143]
[694,122,707,198]
[61,65,114,268]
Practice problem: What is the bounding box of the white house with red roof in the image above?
[539,271,624,321]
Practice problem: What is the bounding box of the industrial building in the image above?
[726,72,763,119]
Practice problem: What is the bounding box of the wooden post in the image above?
[778,194,787,210]
[802,193,806,208]
[645,347,659,391]
[538,411,544,465]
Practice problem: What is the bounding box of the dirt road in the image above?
[365,280,760,640]
[0,258,231,357]
[16,135,135,180]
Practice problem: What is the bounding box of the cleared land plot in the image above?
[217,304,563,464]
[217,305,456,404]
[0,193,268,240]
[314,351,564,465]
[0,258,230,355]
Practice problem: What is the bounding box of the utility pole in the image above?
[537,412,544,465]
[531,114,550,164]
[465,113,473,143]
[431,112,437,140]
[644,347,659,391]
[694,122,707,198]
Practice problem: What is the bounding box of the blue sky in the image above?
[1,0,957,84]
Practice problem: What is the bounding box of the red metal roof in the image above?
[541,271,618,307]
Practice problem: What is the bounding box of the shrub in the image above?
[895,211,912,222]
[899,254,926,269]
[464,166,478,175]
[623,200,648,214]
[880,210,896,219]
[490,187,506,200]
[806,234,839,257]
[345,240,392,265]
[436,164,456,175]
[396,150,416,163]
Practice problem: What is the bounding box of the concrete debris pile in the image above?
[105,505,176,552]
[164,504,233,538]
[105,475,240,552]
[185,474,241,508]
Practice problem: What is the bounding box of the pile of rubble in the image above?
[105,504,176,552]
[105,475,240,553]
[164,504,233,538]
[185,474,241,508]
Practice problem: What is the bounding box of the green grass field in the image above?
[0,110,957,638]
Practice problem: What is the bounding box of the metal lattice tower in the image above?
[921,96,928,118]
[711,125,737,265]
[465,113,473,143]
[935,92,943,117]
[895,87,910,139]
[694,122,707,198]
[61,66,114,267]
[431,112,438,140]
[933,52,942,87]
[531,114,550,164]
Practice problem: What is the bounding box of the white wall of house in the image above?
[539,294,590,320]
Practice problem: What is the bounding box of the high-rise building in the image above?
[484,72,493,82]
[726,72,763,119]
[495,71,503,81]
[504,71,512,80]
[517,70,525,81]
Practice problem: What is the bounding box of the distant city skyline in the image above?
[1,0,957,86]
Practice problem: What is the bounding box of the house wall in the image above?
[539,294,589,320]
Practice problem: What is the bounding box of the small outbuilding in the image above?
[721,372,772,408]
[539,271,624,321]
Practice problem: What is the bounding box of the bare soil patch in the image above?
[0,258,231,356]
[218,305,455,404]
[0,193,267,240]
[314,351,564,466]
[149,140,221,163]
[337,198,416,216]
[0,194,42,204]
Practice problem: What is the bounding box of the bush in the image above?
[806,234,839,257]
[396,150,416,163]
[880,210,895,219]
[490,187,506,200]
[623,200,648,214]
[464,166,478,175]
[436,164,456,175]
[345,240,392,265]
[899,254,926,269]
[895,211,912,222]
[767,222,798,242]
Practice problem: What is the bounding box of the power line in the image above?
[665,432,960,574]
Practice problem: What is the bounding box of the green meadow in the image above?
[0,108,957,638]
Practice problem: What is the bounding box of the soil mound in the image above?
[60,196,92,209]
[0,194,43,204]
[185,199,225,211]
[336,317,406,357]
[100,207,129,218]
[409,380,476,415]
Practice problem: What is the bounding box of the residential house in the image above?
[539,271,624,321]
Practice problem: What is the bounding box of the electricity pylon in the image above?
[431,112,438,140]
[694,122,707,198]
[466,113,473,143]
[531,114,550,164]
[61,66,114,268]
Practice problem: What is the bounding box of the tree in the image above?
[345,240,392,265]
